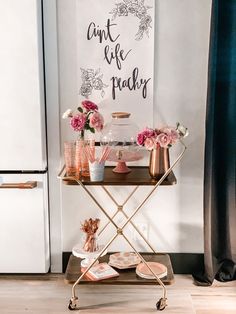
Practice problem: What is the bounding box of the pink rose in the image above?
[169,129,179,144]
[137,133,145,145]
[144,137,155,151]
[160,127,179,145]
[89,112,104,131]
[137,128,156,146]
[82,100,98,112]
[70,113,86,132]
[143,127,155,139]
[156,133,171,148]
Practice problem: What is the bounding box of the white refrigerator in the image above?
[0,0,50,273]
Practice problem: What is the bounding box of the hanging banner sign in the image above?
[76,0,154,126]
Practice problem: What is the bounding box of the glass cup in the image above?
[64,141,76,175]
[75,139,93,177]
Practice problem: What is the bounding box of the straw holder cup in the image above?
[89,161,105,182]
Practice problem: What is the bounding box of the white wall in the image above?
[51,0,212,270]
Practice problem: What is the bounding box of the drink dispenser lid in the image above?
[111,112,131,119]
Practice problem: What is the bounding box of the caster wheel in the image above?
[68,297,79,310]
[156,298,167,311]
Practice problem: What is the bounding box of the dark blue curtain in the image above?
[193,0,236,285]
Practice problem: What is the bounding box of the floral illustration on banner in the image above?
[80,68,108,98]
[110,0,152,41]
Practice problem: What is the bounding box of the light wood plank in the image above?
[196,311,236,314]
[192,295,236,310]
[0,274,235,314]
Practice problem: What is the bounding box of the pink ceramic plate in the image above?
[109,252,141,267]
[136,262,167,277]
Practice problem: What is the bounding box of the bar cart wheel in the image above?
[68,297,79,310]
[156,298,167,311]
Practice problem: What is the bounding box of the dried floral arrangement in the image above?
[81,218,100,252]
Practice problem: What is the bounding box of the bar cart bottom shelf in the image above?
[65,253,174,285]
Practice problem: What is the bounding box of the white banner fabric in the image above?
[76,0,155,127]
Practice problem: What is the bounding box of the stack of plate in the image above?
[136,262,167,279]
[108,252,141,269]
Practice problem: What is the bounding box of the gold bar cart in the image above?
[58,142,186,311]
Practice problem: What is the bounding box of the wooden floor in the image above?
[0,274,235,313]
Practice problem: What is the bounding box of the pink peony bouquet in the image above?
[137,123,188,151]
[62,100,104,137]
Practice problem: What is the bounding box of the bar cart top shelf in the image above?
[59,166,177,186]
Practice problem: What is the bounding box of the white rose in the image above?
[176,123,189,138]
[62,109,73,119]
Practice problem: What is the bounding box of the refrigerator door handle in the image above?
[0,181,37,189]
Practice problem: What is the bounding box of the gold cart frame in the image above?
[58,141,186,311]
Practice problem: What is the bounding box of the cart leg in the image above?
[102,186,157,253]
[122,210,157,253]
[98,208,119,236]
[68,233,118,311]
[68,297,79,310]
[156,298,168,311]
[122,233,168,311]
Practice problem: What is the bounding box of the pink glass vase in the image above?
[64,141,76,175]
[75,139,90,177]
